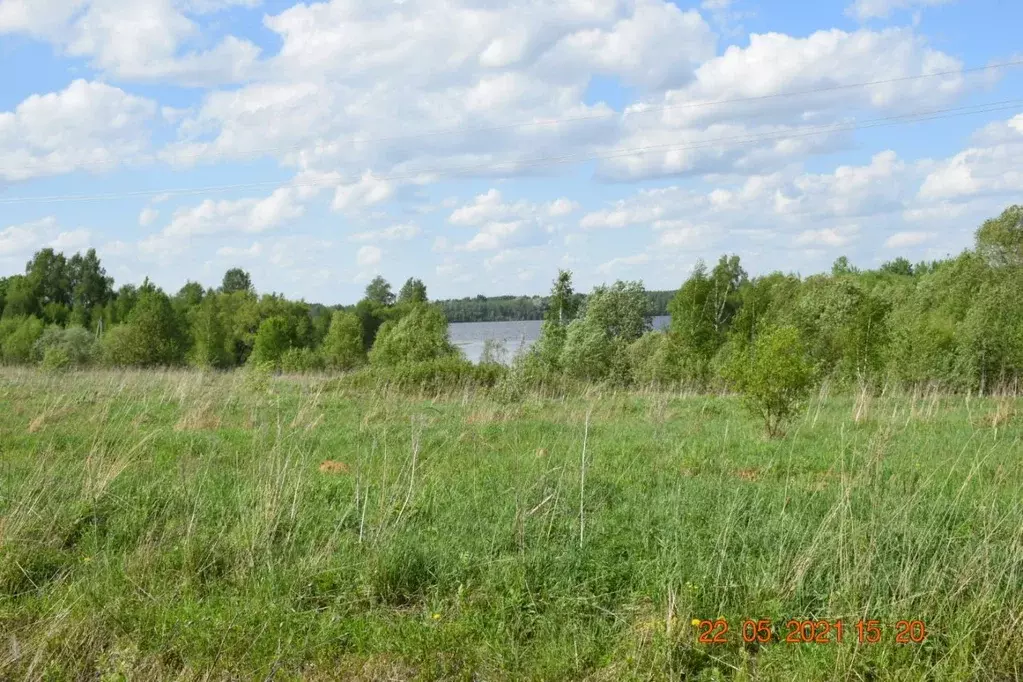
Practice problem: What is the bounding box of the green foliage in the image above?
[188,295,229,369]
[559,280,650,384]
[321,311,365,370]
[40,346,72,371]
[726,325,814,437]
[280,347,325,374]
[667,256,747,385]
[397,277,428,305]
[627,331,682,386]
[975,204,1023,267]
[221,268,253,294]
[0,316,45,364]
[32,326,96,366]
[369,305,458,366]
[364,276,395,306]
[101,283,186,367]
[249,316,293,370]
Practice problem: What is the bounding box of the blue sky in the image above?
[1,0,1022,304]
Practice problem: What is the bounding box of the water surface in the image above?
[449,316,671,363]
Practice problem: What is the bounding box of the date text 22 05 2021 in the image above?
[693,619,927,645]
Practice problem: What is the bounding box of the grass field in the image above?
[0,369,1021,681]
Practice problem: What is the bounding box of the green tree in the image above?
[322,311,365,370]
[725,325,814,438]
[189,295,229,369]
[397,278,428,305]
[365,276,395,306]
[67,248,113,327]
[0,316,45,364]
[560,280,651,384]
[369,305,458,366]
[103,282,186,367]
[530,270,580,372]
[249,316,293,369]
[0,276,37,319]
[975,205,1023,267]
[221,268,254,295]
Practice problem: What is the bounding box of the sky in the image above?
[1,0,1022,305]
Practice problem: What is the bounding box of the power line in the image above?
[3,57,1023,175]
[1,98,1020,206]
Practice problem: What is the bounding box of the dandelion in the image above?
[691,618,701,626]
[432,613,441,620]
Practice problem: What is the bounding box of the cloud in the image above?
[349,223,421,243]
[0,0,261,86]
[918,115,1023,202]
[599,28,970,180]
[0,217,91,259]
[356,245,382,267]
[449,189,578,226]
[793,225,860,247]
[0,79,156,181]
[846,0,956,21]
[597,253,651,274]
[138,207,159,227]
[884,231,932,248]
[331,172,395,214]
[161,187,304,238]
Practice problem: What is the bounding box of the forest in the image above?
[0,204,1021,397]
[435,289,675,322]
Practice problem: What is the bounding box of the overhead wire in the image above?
[1,97,1021,205]
[1,57,1022,177]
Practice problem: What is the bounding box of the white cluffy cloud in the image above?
[846,0,957,21]
[0,217,91,259]
[0,0,261,86]
[0,79,156,181]
[448,188,577,252]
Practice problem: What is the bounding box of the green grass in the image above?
[0,368,1021,681]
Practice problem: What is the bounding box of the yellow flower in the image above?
[432,613,441,620]
[691,618,701,626]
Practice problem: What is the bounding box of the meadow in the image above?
[0,368,1020,681]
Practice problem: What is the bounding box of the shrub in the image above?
[369,305,458,366]
[725,325,814,438]
[280,347,325,374]
[322,311,365,370]
[0,316,45,364]
[32,326,96,366]
[249,316,292,370]
[41,347,72,371]
[628,331,682,387]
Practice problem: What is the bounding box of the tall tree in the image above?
[221,268,254,294]
[975,205,1023,267]
[397,277,428,305]
[364,276,395,306]
[67,249,113,327]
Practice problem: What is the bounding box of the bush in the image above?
[0,316,45,364]
[369,305,459,366]
[249,316,293,370]
[628,331,682,387]
[280,347,325,374]
[32,326,96,366]
[725,325,814,438]
[41,347,72,371]
[322,311,365,370]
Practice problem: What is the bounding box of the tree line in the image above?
[1,205,1021,401]
[434,290,674,322]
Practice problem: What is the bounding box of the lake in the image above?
[449,316,671,364]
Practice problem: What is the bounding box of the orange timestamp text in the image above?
[694,618,927,645]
